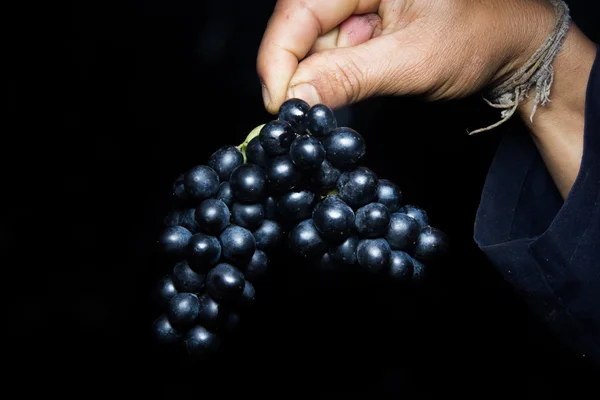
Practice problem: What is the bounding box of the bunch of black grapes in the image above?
[152,99,449,358]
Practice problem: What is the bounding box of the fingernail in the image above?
[261,83,271,108]
[288,83,320,106]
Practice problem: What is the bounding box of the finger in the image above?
[257,0,380,114]
[309,13,382,54]
[287,30,433,109]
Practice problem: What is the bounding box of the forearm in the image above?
[517,23,597,199]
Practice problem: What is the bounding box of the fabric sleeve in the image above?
[473,44,600,365]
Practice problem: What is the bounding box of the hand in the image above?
[257,0,556,113]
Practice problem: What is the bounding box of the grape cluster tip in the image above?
[153,99,449,357]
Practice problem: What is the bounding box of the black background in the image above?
[6,0,599,397]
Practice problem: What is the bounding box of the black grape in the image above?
[172,260,205,293]
[183,325,220,357]
[229,163,268,203]
[184,165,220,201]
[244,249,269,281]
[152,314,183,345]
[385,212,420,251]
[355,202,391,238]
[307,103,337,139]
[310,159,341,192]
[337,167,378,209]
[187,233,222,271]
[219,225,256,265]
[208,145,244,181]
[231,202,265,231]
[278,98,310,134]
[289,134,326,170]
[322,127,366,169]
[277,191,318,223]
[167,293,200,326]
[329,236,359,265]
[311,196,355,244]
[195,198,230,236]
[207,263,246,301]
[356,238,391,273]
[253,220,283,251]
[215,182,234,208]
[259,120,296,156]
[414,226,449,261]
[376,179,402,213]
[197,293,220,328]
[266,155,301,193]
[158,226,192,259]
[388,251,413,282]
[246,137,270,169]
[288,219,327,258]
[399,205,429,229]
[156,275,178,310]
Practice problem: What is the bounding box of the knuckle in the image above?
[318,51,365,104]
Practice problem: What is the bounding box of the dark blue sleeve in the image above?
[474,44,600,366]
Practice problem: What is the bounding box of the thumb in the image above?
[286,34,431,109]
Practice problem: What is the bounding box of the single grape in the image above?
[414,226,449,261]
[158,226,192,259]
[388,251,414,282]
[277,191,317,223]
[376,179,402,213]
[278,98,310,134]
[215,181,234,208]
[187,233,222,271]
[172,260,206,293]
[231,202,265,231]
[230,163,268,203]
[385,213,420,251]
[399,205,429,228]
[177,208,200,233]
[184,165,220,200]
[183,325,220,357]
[152,314,183,344]
[197,293,220,327]
[329,236,359,265]
[356,238,391,273]
[311,196,355,244]
[310,159,341,192]
[307,103,337,139]
[172,174,187,201]
[253,220,283,251]
[244,249,269,281]
[167,293,200,326]
[156,275,178,310]
[238,280,256,307]
[259,120,296,156]
[355,202,391,238]
[288,219,327,258]
[208,145,244,181]
[207,263,246,301]
[322,127,366,169]
[195,199,230,236]
[337,167,378,209]
[266,155,301,193]
[246,136,270,169]
[263,196,280,220]
[289,134,326,170]
[219,225,256,265]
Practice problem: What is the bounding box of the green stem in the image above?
[237,124,265,163]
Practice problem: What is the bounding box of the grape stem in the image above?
[321,189,338,199]
[237,124,265,163]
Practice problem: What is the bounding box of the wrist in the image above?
[517,23,597,198]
